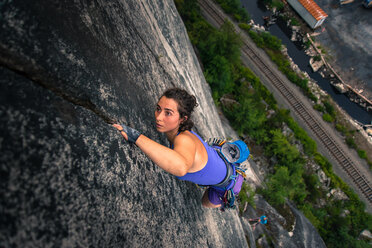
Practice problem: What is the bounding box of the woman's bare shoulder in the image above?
[174,131,197,147]
[175,131,193,141]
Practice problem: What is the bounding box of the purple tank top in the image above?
[176,131,227,185]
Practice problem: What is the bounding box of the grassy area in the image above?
[175,0,371,247]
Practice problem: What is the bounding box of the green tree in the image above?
[219,21,242,64]
[223,89,266,138]
[264,165,306,206]
[267,129,301,168]
[264,166,290,206]
[204,55,234,95]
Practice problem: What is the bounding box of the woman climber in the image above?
[113,88,249,209]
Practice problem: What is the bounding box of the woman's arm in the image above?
[135,134,195,176]
[113,124,195,176]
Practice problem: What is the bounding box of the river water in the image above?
[240,0,372,125]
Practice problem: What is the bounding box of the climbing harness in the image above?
[204,138,250,211]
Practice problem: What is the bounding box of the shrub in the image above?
[237,66,277,109]
[314,153,332,172]
[308,92,318,102]
[215,0,250,22]
[300,203,321,229]
[323,100,336,117]
[304,174,321,202]
[357,150,367,159]
[298,78,309,90]
[233,14,242,22]
[322,113,334,122]
[248,30,264,48]
[313,55,321,62]
[271,0,285,10]
[346,137,357,149]
[261,32,282,51]
[335,123,347,134]
[314,104,325,112]
[238,182,256,212]
[238,23,251,32]
[286,117,317,155]
[290,17,300,26]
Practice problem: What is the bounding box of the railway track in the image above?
[198,0,372,204]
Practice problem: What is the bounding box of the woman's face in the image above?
[155,96,183,133]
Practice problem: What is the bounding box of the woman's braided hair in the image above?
[161,88,198,132]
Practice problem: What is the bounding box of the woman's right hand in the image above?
[113,124,128,141]
[112,123,140,143]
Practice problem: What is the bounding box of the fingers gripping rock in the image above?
[121,124,140,143]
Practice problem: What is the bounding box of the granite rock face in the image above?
[240,195,327,248]
[0,1,246,247]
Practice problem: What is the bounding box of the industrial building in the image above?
[287,0,328,29]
